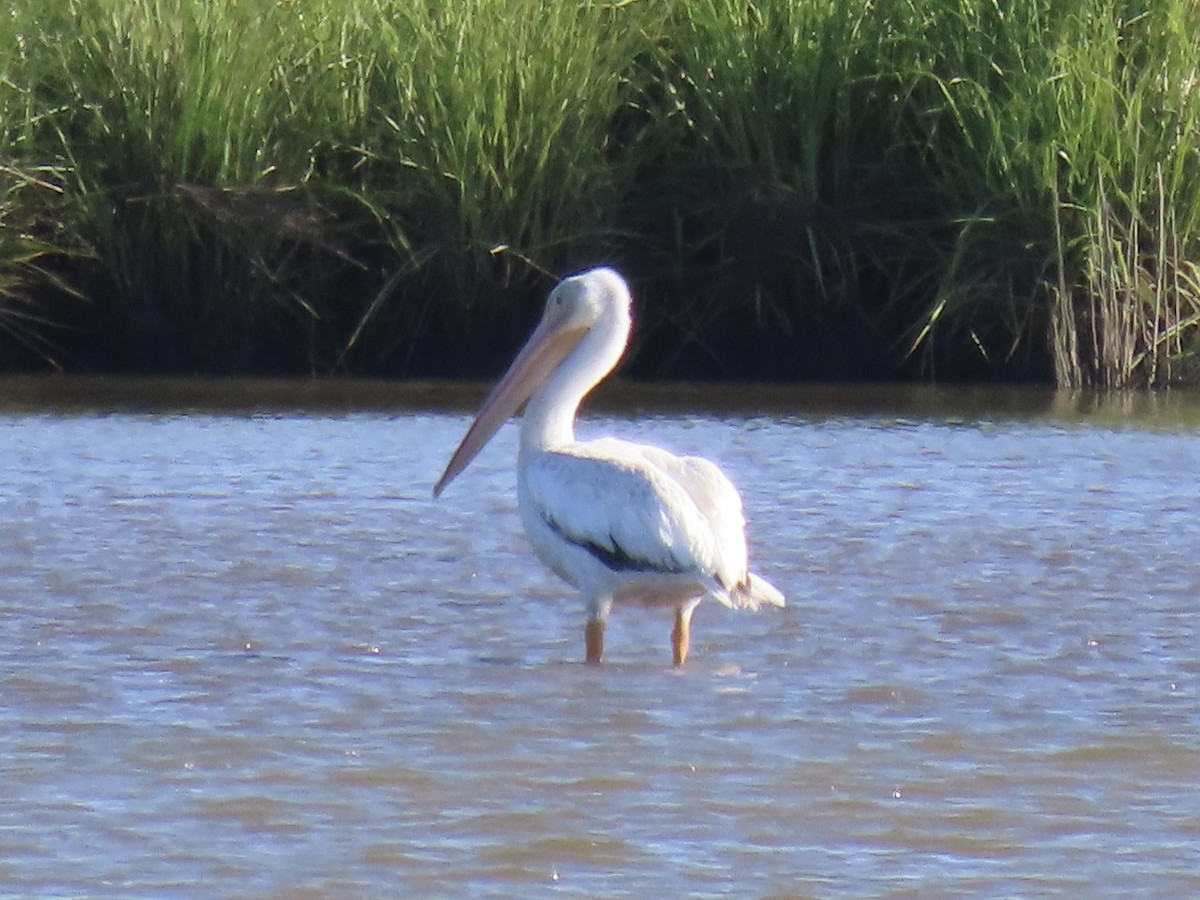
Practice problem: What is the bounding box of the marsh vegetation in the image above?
[2,0,1198,385]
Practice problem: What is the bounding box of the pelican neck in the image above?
[519,309,629,453]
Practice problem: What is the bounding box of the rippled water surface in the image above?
[2,378,1199,897]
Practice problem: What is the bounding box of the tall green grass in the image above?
[2,0,1198,384]
[32,0,363,371]
[902,0,1200,386]
[1057,2,1200,388]
[333,0,663,371]
[627,0,916,377]
[1,6,75,367]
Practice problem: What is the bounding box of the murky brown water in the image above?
[2,377,1199,897]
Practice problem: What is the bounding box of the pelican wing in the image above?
[522,439,751,601]
[586,438,783,610]
[607,440,749,570]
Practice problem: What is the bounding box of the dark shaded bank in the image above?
[6,375,1200,433]
[6,256,1051,383]
[14,256,1051,384]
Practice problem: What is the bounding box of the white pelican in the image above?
[433,267,784,664]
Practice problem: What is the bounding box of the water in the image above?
[1,377,1199,897]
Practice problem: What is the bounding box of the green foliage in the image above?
[329,0,663,370]
[5,0,363,371]
[1,0,1197,383]
[628,0,909,374]
[902,0,1200,385]
[0,6,78,367]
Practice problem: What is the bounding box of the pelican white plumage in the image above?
[434,267,784,664]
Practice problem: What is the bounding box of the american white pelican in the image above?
[434,267,784,664]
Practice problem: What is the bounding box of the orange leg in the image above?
[585,619,605,664]
[672,605,692,666]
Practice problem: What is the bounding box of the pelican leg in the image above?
[584,596,612,665]
[585,619,605,664]
[672,601,700,666]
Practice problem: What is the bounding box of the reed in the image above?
[1,0,1198,384]
[626,0,915,377]
[330,0,663,371]
[902,0,1200,386]
[0,162,71,368]
[2,1,324,370]
[1060,2,1200,388]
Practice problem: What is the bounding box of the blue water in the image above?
[1,380,1198,897]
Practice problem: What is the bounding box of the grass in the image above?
[900,0,1200,386]
[625,0,917,377]
[1,0,1198,385]
[334,0,663,372]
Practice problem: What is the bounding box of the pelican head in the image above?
[434,267,632,497]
